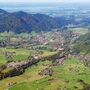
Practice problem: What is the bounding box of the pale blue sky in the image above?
[0,0,90,3]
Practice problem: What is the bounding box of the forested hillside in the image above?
[73,33,90,55]
[0,9,90,33]
[0,9,59,33]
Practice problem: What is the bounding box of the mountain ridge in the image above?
[0,9,60,33]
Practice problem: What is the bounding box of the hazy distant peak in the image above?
[0,9,7,14]
[13,11,28,15]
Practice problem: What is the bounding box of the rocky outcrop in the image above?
[38,68,53,76]
[0,50,68,80]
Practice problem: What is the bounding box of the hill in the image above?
[0,9,59,33]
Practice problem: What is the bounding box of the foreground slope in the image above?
[0,58,89,90]
[9,58,90,90]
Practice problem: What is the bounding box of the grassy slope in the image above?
[0,60,51,90]
[8,58,90,90]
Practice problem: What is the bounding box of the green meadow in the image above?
[70,28,89,35]
[0,48,35,65]
[0,58,88,90]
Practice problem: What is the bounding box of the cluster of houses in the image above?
[0,31,65,51]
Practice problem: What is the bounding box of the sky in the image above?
[0,0,90,3]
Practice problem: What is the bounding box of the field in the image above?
[0,47,57,65]
[0,58,89,90]
[0,48,35,65]
[69,28,89,35]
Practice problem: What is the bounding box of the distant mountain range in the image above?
[0,9,90,33]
